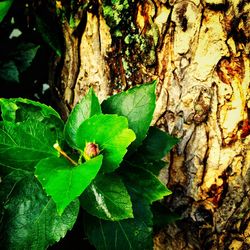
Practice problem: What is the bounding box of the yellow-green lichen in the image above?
[102,0,130,37]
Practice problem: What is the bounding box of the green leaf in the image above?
[130,161,167,176]
[84,196,153,250]
[0,98,62,123]
[35,15,62,56]
[0,174,79,249]
[76,114,136,173]
[128,127,178,176]
[0,120,60,173]
[121,164,171,203]
[0,44,39,84]
[65,88,101,148]
[151,202,180,229]
[136,127,179,161]
[80,173,133,221]
[0,0,14,23]
[128,127,179,176]
[102,82,156,150]
[0,170,29,221]
[9,43,40,73]
[0,99,64,157]
[35,155,103,215]
[0,61,19,82]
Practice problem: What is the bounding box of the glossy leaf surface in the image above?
[121,165,172,203]
[0,175,79,249]
[35,155,103,215]
[76,114,135,173]
[0,0,14,23]
[135,126,179,161]
[65,88,101,148]
[0,120,60,173]
[80,173,133,221]
[84,197,153,250]
[0,97,61,123]
[102,82,156,149]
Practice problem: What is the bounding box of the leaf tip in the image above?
[57,210,64,216]
[151,79,158,86]
[128,128,136,142]
[56,204,67,216]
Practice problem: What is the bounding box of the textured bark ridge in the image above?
[153,1,250,249]
[57,0,250,249]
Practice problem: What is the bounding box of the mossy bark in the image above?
[52,0,250,249]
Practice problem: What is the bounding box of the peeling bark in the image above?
[52,0,250,248]
[74,11,112,105]
[153,1,250,249]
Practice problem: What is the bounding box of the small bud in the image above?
[53,142,61,151]
[83,142,100,161]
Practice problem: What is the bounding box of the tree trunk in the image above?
[50,0,250,249]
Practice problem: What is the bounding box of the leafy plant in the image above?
[0,0,14,23]
[0,82,178,249]
[0,42,40,84]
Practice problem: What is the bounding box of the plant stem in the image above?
[53,142,78,166]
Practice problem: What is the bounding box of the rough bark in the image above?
[52,0,250,249]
